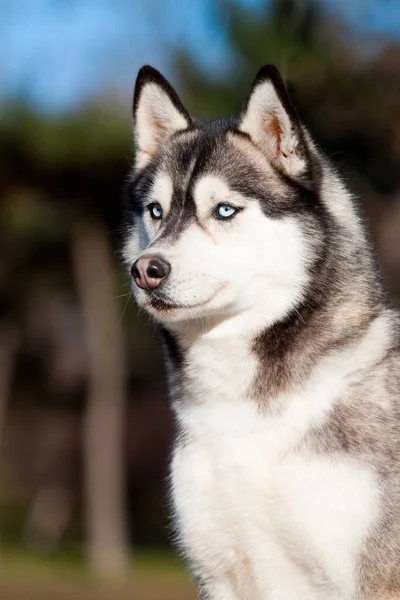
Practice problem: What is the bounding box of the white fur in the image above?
[150,172,174,215]
[171,314,387,599]
[239,80,306,178]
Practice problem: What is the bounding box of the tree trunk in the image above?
[0,321,18,562]
[0,322,18,444]
[72,217,129,579]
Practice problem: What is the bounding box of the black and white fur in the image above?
[123,65,400,600]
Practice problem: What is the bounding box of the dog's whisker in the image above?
[118,291,133,323]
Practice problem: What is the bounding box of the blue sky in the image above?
[0,0,399,114]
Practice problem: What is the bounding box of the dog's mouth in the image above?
[146,288,223,313]
[148,295,185,311]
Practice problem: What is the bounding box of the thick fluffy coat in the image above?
[123,64,400,599]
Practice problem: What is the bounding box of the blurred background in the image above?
[0,0,399,598]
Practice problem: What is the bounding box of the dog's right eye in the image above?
[148,202,163,220]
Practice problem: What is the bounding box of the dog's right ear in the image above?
[239,65,312,186]
[133,66,191,170]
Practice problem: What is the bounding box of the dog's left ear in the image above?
[239,65,311,184]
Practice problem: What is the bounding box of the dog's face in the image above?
[123,65,325,331]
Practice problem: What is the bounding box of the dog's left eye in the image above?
[215,204,238,220]
[148,202,163,220]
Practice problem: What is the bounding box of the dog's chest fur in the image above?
[170,332,379,600]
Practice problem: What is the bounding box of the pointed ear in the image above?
[133,66,191,170]
[239,65,311,184]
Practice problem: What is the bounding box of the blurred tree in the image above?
[0,322,18,453]
[72,216,129,578]
[0,104,133,568]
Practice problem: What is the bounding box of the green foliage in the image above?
[0,101,131,169]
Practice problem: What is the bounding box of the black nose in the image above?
[147,257,170,280]
[130,255,171,290]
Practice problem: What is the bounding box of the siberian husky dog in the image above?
[123,64,400,599]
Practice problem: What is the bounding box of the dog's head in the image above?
[123,65,327,332]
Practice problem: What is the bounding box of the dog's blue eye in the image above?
[149,203,163,220]
[216,204,237,219]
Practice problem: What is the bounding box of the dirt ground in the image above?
[0,574,196,600]
[0,553,196,600]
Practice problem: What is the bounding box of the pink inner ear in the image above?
[263,112,283,159]
[149,107,168,146]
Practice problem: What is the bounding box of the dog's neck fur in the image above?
[162,291,381,413]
